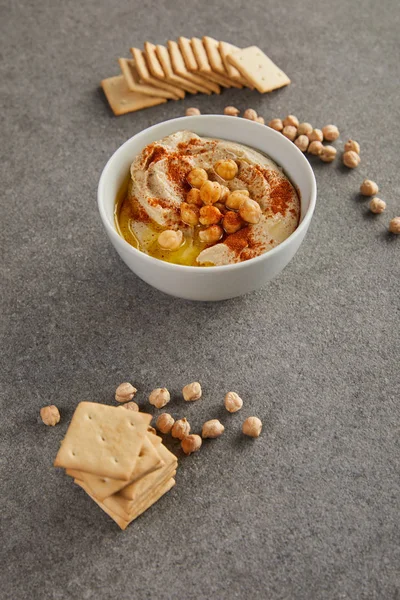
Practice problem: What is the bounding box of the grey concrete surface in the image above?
[1,0,399,598]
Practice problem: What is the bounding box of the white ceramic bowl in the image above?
[97,115,316,301]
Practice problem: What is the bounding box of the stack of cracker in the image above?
[54,402,177,530]
[102,37,290,116]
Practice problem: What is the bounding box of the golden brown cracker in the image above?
[118,58,177,99]
[191,38,239,89]
[100,76,166,116]
[154,44,203,94]
[130,48,185,99]
[178,36,199,72]
[167,40,220,94]
[144,41,165,79]
[227,46,291,93]
[54,402,151,479]
[219,41,253,87]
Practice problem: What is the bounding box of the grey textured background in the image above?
[1,0,399,598]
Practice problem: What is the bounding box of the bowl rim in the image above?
[97,114,317,273]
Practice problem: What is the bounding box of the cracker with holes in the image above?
[101,76,167,116]
[118,58,178,100]
[167,40,220,94]
[226,46,291,93]
[130,47,185,99]
[202,36,246,89]
[190,37,237,89]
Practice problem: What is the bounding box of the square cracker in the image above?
[219,41,253,88]
[190,38,239,89]
[129,48,185,99]
[100,76,166,116]
[203,36,248,87]
[153,44,204,95]
[167,41,220,94]
[54,402,151,480]
[65,435,164,501]
[118,58,178,100]
[77,477,176,530]
[178,36,199,72]
[227,46,291,93]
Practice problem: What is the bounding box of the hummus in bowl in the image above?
[116,130,300,267]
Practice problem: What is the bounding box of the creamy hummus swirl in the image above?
[128,130,300,266]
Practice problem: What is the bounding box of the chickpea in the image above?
[282,125,297,141]
[308,129,323,142]
[242,416,262,438]
[121,401,139,412]
[283,114,299,128]
[199,205,223,226]
[256,116,265,125]
[180,202,200,226]
[268,118,283,132]
[214,159,238,181]
[226,190,249,210]
[156,413,175,434]
[181,434,202,455]
[243,108,258,121]
[186,188,203,206]
[171,417,190,440]
[158,229,183,250]
[219,185,230,204]
[369,198,386,214]
[344,139,360,154]
[294,135,309,152]
[199,225,223,244]
[360,179,379,196]
[149,387,170,409]
[320,146,337,163]
[182,381,202,401]
[222,211,243,234]
[322,124,340,141]
[187,168,208,189]
[297,122,313,136]
[185,107,201,116]
[115,382,137,403]
[224,391,243,413]
[40,405,60,426]
[388,217,400,234]
[224,106,240,116]
[308,141,323,156]
[214,202,228,215]
[200,180,222,205]
[202,419,225,439]
[239,198,262,224]
[342,151,360,168]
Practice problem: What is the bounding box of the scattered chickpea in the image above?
[308,129,323,143]
[388,217,400,234]
[239,198,262,224]
[322,125,340,141]
[224,106,240,116]
[171,417,191,440]
[360,179,379,196]
[308,141,324,156]
[342,151,361,168]
[242,416,263,438]
[186,188,203,206]
[180,202,200,226]
[368,198,386,214]
[320,146,337,163]
[199,205,223,226]
[185,107,201,116]
[187,168,208,189]
[283,115,299,128]
[219,185,230,204]
[294,135,309,152]
[282,125,297,141]
[243,108,258,121]
[200,180,222,205]
[182,382,202,401]
[214,159,238,181]
[40,405,60,426]
[344,139,360,154]
[149,387,170,409]
[226,190,249,210]
[268,118,283,132]
[115,382,137,403]
[256,116,265,125]
[156,413,175,434]
[199,225,223,244]
[224,391,243,413]
[158,229,183,251]
[202,419,225,439]
[222,211,243,234]
[181,434,202,455]
[120,401,139,412]
[297,122,313,136]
